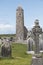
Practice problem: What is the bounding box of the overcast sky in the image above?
[0,0,43,34]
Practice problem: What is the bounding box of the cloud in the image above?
[0,24,16,34]
[0,24,14,29]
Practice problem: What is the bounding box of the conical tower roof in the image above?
[16,5,23,11]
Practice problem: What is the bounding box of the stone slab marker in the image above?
[1,38,11,57]
[27,31,34,51]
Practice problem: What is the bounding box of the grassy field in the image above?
[0,34,16,37]
[0,43,32,65]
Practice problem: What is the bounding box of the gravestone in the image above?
[27,32,35,54]
[1,38,11,57]
[27,37,33,51]
[39,34,43,51]
[39,39,43,51]
[0,38,2,56]
[32,20,42,54]
[31,19,42,65]
[0,38,2,44]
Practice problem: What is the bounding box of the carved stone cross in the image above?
[32,19,42,54]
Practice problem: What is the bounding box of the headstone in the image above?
[0,38,2,44]
[27,32,35,54]
[1,38,11,57]
[27,36,34,51]
[0,38,2,56]
[39,34,43,51]
[39,39,43,51]
[31,19,42,65]
[32,19,42,54]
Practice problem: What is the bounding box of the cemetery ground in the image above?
[0,43,32,65]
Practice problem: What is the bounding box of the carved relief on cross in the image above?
[32,19,42,54]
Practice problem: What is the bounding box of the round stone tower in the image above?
[16,6,24,40]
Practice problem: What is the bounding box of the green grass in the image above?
[0,34,16,37]
[0,43,32,65]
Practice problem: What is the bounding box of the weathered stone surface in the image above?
[0,38,2,44]
[27,37,34,51]
[39,35,43,51]
[31,20,43,65]
[16,6,28,41]
[32,19,42,54]
[39,39,43,50]
[31,56,42,65]
[24,26,28,39]
[16,6,24,40]
[1,38,11,57]
[27,31,35,51]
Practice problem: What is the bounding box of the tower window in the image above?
[19,13,21,15]
[18,13,22,16]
